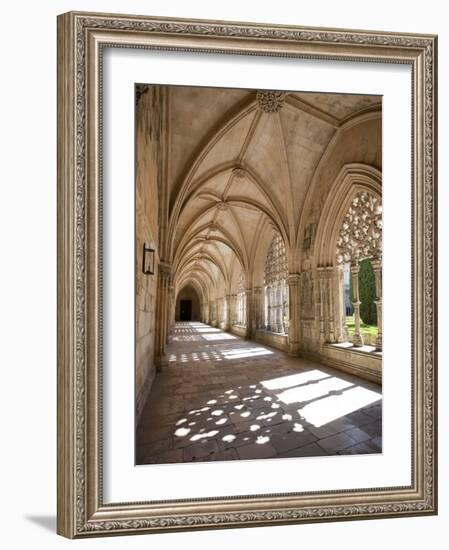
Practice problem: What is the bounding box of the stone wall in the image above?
[135,86,163,422]
[254,330,289,353]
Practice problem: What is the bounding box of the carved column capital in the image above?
[158,261,172,277]
[371,257,382,271]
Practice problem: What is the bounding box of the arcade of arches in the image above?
[135,85,383,463]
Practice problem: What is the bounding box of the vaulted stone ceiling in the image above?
[168,86,381,301]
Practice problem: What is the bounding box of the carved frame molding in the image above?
[57,11,437,538]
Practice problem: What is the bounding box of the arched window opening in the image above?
[236,271,246,326]
[336,191,382,349]
[264,232,289,334]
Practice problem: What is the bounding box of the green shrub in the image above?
[349,259,377,326]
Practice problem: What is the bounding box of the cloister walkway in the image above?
[136,322,382,464]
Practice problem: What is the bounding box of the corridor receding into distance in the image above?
[136,322,381,464]
[135,84,383,465]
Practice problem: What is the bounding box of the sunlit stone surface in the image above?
[136,322,381,464]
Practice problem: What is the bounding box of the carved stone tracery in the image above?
[335,190,382,348]
[336,191,382,264]
[264,232,288,334]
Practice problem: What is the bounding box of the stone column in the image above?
[372,258,383,350]
[229,294,236,326]
[326,267,336,343]
[212,300,217,326]
[282,282,289,335]
[317,268,326,342]
[225,294,231,331]
[253,286,263,332]
[167,284,175,343]
[217,298,222,327]
[350,263,364,347]
[209,301,214,326]
[266,285,272,331]
[337,265,349,342]
[287,274,301,356]
[244,288,252,338]
[154,262,172,371]
[274,284,282,333]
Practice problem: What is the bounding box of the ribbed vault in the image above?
[168,86,381,303]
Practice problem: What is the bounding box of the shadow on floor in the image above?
[24,515,56,533]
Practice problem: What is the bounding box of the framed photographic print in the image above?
[57,11,437,538]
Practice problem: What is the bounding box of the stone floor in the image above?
[136,322,382,465]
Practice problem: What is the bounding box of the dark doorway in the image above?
[180,300,192,321]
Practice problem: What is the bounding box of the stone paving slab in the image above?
[136,322,382,465]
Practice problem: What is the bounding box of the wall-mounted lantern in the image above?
[142,243,155,275]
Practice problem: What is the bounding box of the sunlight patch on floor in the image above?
[220,347,274,359]
[277,377,354,405]
[201,333,237,341]
[142,322,382,460]
[260,370,330,391]
[298,386,381,427]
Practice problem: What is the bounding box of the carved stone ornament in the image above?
[256,90,287,113]
[216,200,228,210]
[232,166,247,178]
[336,191,382,264]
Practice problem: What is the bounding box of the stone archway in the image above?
[313,164,382,348]
[175,285,201,321]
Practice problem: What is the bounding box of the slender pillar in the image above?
[318,268,325,342]
[167,284,175,343]
[225,294,231,331]
[211,300,217,326]
[326,267,336,343]
[266,285,272,331]
[154,262,172,371]
[221,297,225,326]
[217,298,222,327]
[287,274,301,356]
[337,265,349,342]
[244,288,252,338]
[350,262,364,347]
[209,301,213,326]
[232,294,236,325]
[274,284,282,333]
[253,286,263,332]
[282,282,289,335]
[372,258,383,350]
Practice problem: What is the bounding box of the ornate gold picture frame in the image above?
[57,11,437,538]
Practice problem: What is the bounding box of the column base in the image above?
[288,343,300,357]
[155,353,168,372]
[352,333,364,347]
[375,334,382,351]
